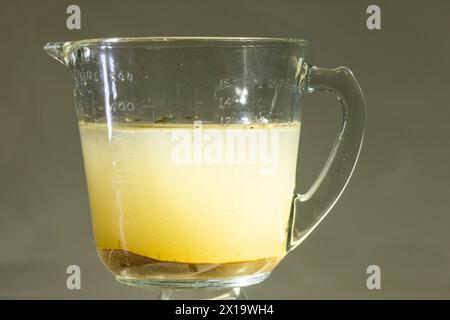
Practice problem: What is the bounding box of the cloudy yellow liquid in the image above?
[79,122,300,267]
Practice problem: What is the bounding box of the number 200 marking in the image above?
[109,101,135,112]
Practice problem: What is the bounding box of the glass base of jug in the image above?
[115,272,270,290]
[99,248,277,291]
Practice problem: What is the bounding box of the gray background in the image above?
[1,0,449,299]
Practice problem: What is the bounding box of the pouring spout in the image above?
[43,42,70,66]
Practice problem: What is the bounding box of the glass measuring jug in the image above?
[44,37,365,296]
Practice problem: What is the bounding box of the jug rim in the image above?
[44,37,309,65]
[47,36,309,48]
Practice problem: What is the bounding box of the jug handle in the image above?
[287,66,366,252]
